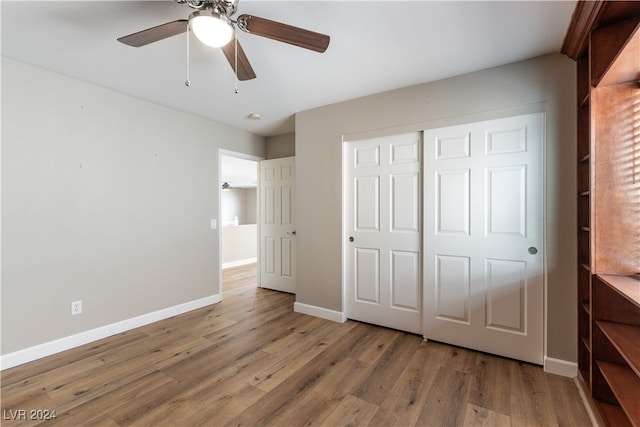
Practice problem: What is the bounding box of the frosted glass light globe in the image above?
[190,11,233,48]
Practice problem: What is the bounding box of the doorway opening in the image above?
[219,151,261,293]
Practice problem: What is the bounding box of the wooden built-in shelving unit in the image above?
[562,2,640,426]
[592,275,640,426]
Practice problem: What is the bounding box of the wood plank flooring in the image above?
[1,264,592,426]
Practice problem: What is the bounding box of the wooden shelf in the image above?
[566,4,640,426]
[597,362,640,426]
[599,274,640,307]
[593,275,640,427]
[593,18,640,87]
[580,302,590,315]
[598,401,632,427]
[596,321,640,377]
[579,154,591,163]
[579,93,590,108]
[580,335,591,352]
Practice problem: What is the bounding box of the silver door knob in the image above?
[528,247,538,255]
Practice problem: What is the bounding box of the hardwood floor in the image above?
[1,264,592,426]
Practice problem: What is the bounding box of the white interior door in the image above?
[423,112,544,364]
[259,157,296,293]
[345,133,422,334]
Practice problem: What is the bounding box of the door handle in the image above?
[349,236,354,242]
[528,247,538,255]
[287,231,297,235]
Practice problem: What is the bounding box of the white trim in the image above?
[341,137,349,327]
[222,257,257,269]
[543,356,577,378]
[294,302,346,323]
[0,294,221,370]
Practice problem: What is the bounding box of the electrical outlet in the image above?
[71,300,82,315]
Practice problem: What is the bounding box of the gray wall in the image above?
[295,54,577,363]
[1,58,265,354]
[221,188,257,225]
[266,132,295,159]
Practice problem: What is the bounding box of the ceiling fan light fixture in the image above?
[190,10,234,48]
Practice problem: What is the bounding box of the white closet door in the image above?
[345,133,422,334]
[424,113,544,364]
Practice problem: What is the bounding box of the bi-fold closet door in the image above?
[345,112,544,364]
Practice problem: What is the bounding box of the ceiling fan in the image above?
[117,0,330,81]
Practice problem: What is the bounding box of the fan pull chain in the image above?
[234,32,239,94]
[185,22,191,87]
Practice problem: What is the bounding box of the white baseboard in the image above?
[222,257,257,269]
[543,356,577,378]
[293,302,346,323]
[0,294,221,370]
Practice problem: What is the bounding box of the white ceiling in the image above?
[1,1,576,137]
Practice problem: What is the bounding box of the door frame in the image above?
[218,149,264,298]
[341,103,548,362]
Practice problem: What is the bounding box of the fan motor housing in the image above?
[176,0,238,17]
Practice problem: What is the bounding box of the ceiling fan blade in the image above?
[221,39,257,81]
[237,14,330,53]
[118,20,188,47]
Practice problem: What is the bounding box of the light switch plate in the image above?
[211,219,217,230]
